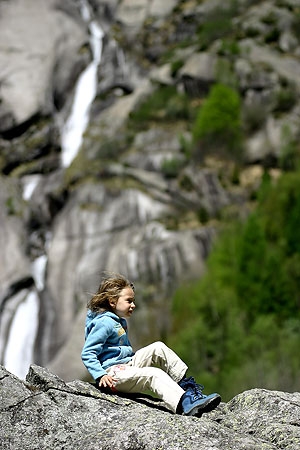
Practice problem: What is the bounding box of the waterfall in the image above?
[61,0,104,168]
[31,254,48,291]
[1,0,104,379]
[1,254,48,379]
[0,176,50,379]
[3,291,39,379]
[22,174,41,201]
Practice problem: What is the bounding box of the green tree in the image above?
[168,169,300,400]
[236,213,266,316]
[192,83,243,161]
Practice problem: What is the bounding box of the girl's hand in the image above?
[99,374,117,389]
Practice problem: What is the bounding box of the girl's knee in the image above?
[152,341,167,350]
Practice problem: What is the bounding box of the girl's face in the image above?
[111,286,136,318]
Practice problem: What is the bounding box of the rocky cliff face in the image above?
[1,0,300,382]
[1,364,300,449]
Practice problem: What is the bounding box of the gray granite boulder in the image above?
[0,0,88,131]
[0,364,299,449]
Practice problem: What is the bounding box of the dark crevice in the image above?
[2,392,43,413]
[0,276,35,314]
[2,144,57,176]
[0,113,42,140]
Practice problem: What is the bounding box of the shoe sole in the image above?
[184,395,221,417]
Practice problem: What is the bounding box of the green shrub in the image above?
[261,12,277,26]
[179,133,192,160]
[217,39,240,57]
[215,59,239,90]
[273,82,298,114]
[197,206,209,223]
[292,10,300,40]
[196,2,238,50]
[96,137,129,160]
[5,197,16,215]
[264,27,280,44]
[170,59,184,77]
[178,173,194,191]
[192,83,244,161]
[129,85,193,127]
[168,169,300,400]
[279,124,299,171]
[262,171,300,256]
[161,157,185,178]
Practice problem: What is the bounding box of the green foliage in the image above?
[5,197,16,215]
[178,173,194,191]
[235,214,267,307]
[196,1,239,50]
[161,157,186,178]
[170,59,184,77]
[236,213,295,320]
[262,172,300,257]
[217,39,241,58]
[264,27,280,44]
[178,133,192,160]
[129,86,194,128]
[96,137,129,160]
[192,83,244,161]
[292,9,300,40]
[168,170,300,400]
[215,59,239,90]
[196,207,209,224]
[279,124,300,171]
[273,82,298,114]
[261,12,277,26]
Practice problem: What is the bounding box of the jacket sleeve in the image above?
[81,318,111,381]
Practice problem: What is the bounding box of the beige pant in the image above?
[106,341,187,412]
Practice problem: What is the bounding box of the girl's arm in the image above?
[81,318,110,381]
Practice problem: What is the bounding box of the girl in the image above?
[81,273,221,416]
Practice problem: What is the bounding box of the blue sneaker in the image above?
[179,377,221,416]
[178,376,199,391]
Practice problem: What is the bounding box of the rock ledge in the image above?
[1,364,299,449]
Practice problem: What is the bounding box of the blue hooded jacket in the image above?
[81,310,134,381]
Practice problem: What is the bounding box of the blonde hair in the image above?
[87,273,134,313]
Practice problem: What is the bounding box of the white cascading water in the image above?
[22,174,41,201]
[31,254,48,291]
[2,1,103,379]
[3,187,49,378]
[3,291,39,379]
[61,0,104,168]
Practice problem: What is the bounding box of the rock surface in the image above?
[0,364,300,450]
[0,177,31,300]
[1,0,300,386]
[45,180,216,379]
[0,0,87,131]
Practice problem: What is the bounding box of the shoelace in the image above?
[190,384,205,400]
[183,377,206,400]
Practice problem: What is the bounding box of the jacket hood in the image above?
[85,309,121,327]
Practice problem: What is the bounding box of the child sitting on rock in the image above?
[81,273,221,416]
